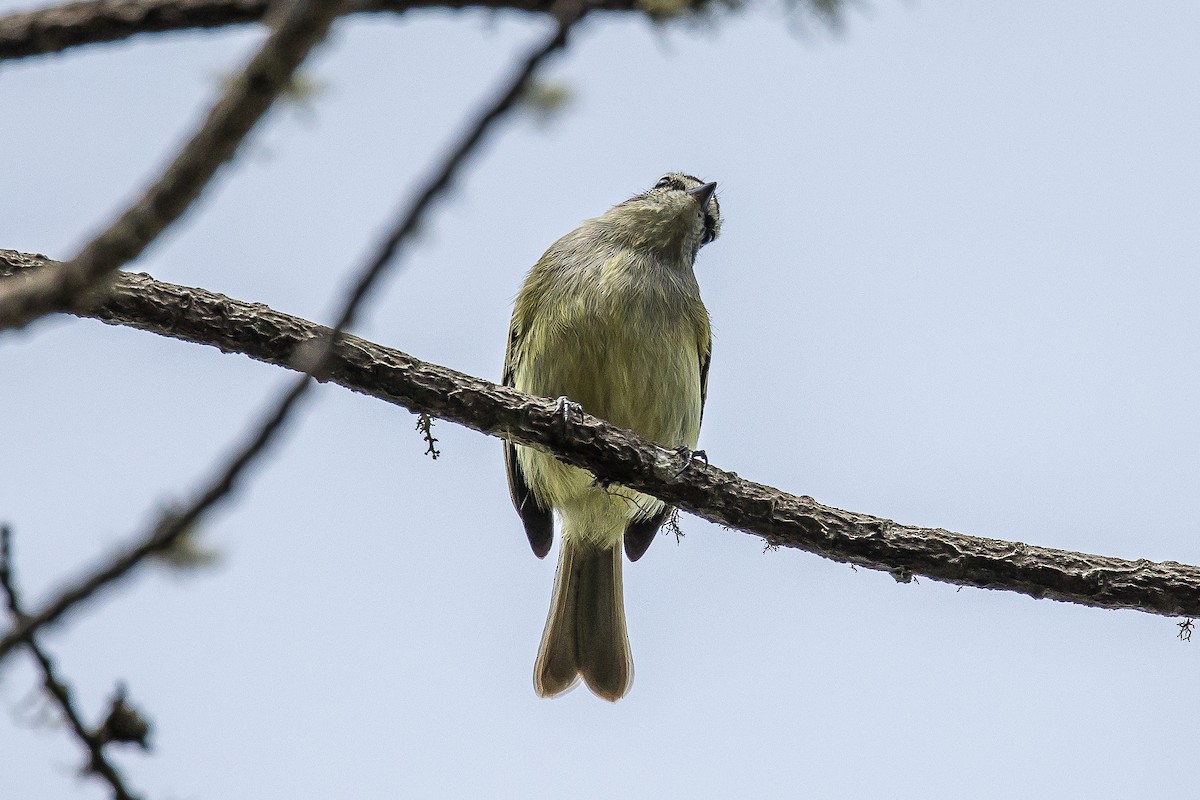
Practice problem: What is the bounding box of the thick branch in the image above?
[3,249,1199,639]
[0,0,345,331]
[0,0,726,61]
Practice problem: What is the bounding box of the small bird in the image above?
[503,173,721,701]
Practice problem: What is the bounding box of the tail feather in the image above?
[533,542,581,698]
[534,538,633,702]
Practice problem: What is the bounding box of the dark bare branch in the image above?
[0,526,143,800]
[3,248,1200,666]
[315,0,586,350]
[0,0,346,331]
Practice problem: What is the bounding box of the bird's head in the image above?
[601,172,721,262]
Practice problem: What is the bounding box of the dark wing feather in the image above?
[624,505,672,562]
[504,323,554,559]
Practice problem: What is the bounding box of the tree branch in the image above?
[0,0,737,62]
[3,248,1199,664]
[0,526,143,800]
[0,0,346,331]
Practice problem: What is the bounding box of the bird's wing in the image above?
[504,318,554,559]
[624,335,711,562]
[623,506,672,562]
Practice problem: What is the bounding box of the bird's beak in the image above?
[688,181,717,207]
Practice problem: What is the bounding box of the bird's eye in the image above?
[654,176,673,189]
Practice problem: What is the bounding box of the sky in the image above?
[2,0,1200,797]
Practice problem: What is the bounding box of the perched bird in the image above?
[503,173,722,701]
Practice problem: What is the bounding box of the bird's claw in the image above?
[672,446,708,478]
[554,396,584,425]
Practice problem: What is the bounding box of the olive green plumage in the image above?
[504,173,721,701]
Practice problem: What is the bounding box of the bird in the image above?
[503,172,721,701]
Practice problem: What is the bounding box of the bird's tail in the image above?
[534,535,633,702]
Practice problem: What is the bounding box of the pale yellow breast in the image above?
[515,259,703,448]
[511,250,707,526]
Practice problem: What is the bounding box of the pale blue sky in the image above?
[3,1,1200,797]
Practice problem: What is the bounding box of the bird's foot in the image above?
[672,446,708,478]
[554,396,584,425]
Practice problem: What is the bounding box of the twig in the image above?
[0,0,346,331]
[0,526,143,800]
[0,4,586,662]
[5,253,1200,662]
[319,0,587,345]
[416,413,441,459]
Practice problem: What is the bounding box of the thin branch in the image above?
[3,250,1200,667]
[0,526,142,800]
[0,0,724,62]
[0,4,585,662]
[317,0,586,349]
[0,0,346,332]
